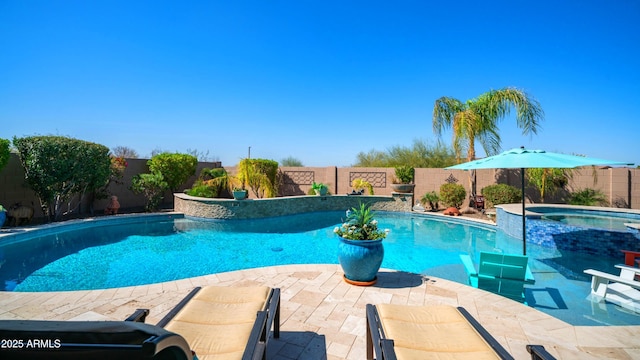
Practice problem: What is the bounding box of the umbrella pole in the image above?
[521,167,526,255]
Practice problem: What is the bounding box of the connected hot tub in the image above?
[496,204,640,257]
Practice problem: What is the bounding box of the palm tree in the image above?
[432,87,544,162]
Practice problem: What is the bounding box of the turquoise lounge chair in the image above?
[460,251,535,302]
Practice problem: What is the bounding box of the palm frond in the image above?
[433,97,465,136]
[488,87,544,136]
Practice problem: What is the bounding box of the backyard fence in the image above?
[1,153,638,221]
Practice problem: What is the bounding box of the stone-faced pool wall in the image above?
[174,193,414,219]
[496,205,640,257]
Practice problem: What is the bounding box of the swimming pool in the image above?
[0,212,638,326]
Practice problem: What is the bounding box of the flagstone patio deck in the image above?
[1,264,639,359]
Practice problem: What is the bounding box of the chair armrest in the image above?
[125,309,149,322]
[242,310,268,360]
[615,264,640,274]
[526,344,557,360]
[615,264,640,281]
[264,288,281,339]
[525,266,536,284]
[457,307,514,360]
[621,250,640,255]
[156,287,202,328]
[366,304,398,360]
[584,269,640,289]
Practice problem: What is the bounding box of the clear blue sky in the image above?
[1,1,638,167]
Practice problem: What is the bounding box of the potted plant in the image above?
[420,191,440,211]
[390,165,415,193]
[311,182,329,196]
[334,202,389,285]
[0,205,5,227]
[351,178,374,195]
[232,187,248,200]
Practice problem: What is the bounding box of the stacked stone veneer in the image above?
[497,207,640,257]
[174,193,414,220]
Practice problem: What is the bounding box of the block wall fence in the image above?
[0,153,638,220]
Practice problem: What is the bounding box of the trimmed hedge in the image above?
[148,152,198,193]
[439,183,466,208]
[481,184,522,208]
[13,136,111,221]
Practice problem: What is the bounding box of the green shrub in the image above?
[186,183,219,198]
[13,136,111,221]
[310,181,328,194]
[568,188,608,206]
[187,167,228,198]
[439,183,466,208]
[131,173,168,211]
[148,152,198,192]
[481,184,522,208]
[0,138,10,173]
[197,167,227,182]
[420,191,439,211]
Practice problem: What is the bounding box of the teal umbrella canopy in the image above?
[446,147,632,170]
[445,147,633,255]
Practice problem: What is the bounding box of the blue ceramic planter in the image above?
[232,190,248,200]
[0,211,5,227]
[338,237,384,284]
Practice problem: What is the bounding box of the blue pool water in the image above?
[0,212,638,327]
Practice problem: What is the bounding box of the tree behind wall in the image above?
[13,136,111,221]
[354,139,456,168]
[238,158,278,198]
[147,152,198,193]
[526,168,570,202]
[111,145,139,158]
[0,138,10,173]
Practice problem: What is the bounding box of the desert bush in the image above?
[439,183,466,208]
[481,184,522,208]
[131,173,168,211]
[354,139,456,168]
[568,188,608,206]
[281,156,303,167]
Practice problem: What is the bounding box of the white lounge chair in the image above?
[584,264,640,313]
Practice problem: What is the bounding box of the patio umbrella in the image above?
[445,147,632,255]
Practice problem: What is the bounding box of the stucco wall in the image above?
[1,152,638,223]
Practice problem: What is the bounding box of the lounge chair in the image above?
[134,285,281,360]
[460,251,535,302]
[584,264,640,313]
[365,303,556,360]
[0,318,192,360]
